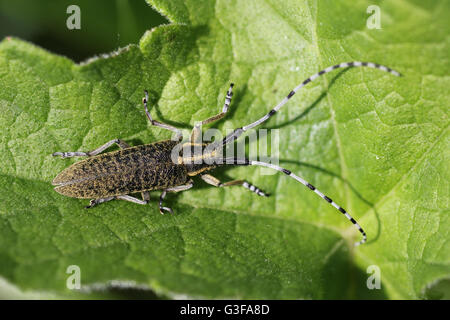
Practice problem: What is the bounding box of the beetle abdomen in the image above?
[52,141,189,199]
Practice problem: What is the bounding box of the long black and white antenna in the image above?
[217,61,401,147]
[223,158,367,246]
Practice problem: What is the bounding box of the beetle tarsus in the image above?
[52,152,70,159]
[159,190,173,214]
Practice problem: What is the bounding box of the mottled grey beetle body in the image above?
[52,140,189,199]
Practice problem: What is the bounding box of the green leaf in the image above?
[0,0,168,61]
[0,0,448,299]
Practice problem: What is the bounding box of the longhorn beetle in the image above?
[52,61,401,246]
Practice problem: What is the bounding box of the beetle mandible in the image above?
[52,61,401,245]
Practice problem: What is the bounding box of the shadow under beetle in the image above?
[52,61,401,245]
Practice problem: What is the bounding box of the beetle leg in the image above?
[159,181,194,214]
[190,83,234,143]
[116,194,149,205]
[143,90,182,141]
[85,192,150,209]
[201,174,269,197]
[159,191,172,214]
[85,197,115,209]
[53,139,130,159]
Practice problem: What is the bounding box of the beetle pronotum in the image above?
[52,61,401,245]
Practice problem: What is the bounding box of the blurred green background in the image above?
[0,0,167,62]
